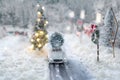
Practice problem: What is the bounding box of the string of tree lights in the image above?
[30,3,48,50]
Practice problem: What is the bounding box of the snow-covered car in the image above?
[48,49,67,63]
[14,31,27,36]
[7,31,27,36]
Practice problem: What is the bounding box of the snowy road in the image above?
[49,62,89,80]
[49,63,73,80]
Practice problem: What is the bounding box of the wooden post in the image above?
[112,42,115,57]
[97,40,99,61]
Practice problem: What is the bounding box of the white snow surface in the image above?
[0,35,49,80]
[64,33,120,80]
[0,31,120,80]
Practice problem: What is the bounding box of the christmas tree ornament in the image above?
[37,12,42,18]
[37,18,41,23]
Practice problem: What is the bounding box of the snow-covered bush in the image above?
[0,27,6,38]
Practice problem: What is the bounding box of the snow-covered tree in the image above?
[0,0,37,27]
[100,8,115,47]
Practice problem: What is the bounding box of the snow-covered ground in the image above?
[0,31,120,80]
[0,27,6,38]
[64,33,120,80]
[0,35,49,80]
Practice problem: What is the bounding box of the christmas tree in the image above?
[100,7,115,47]
[50,32,64,50]
[30,3,48,50]
[34,4,48,31]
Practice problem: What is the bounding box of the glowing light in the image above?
[96,12,102,24]
[31,39,34,42]
[37,12,42,17]
[69,11,75,18]
[37,38,40,42]
[44,21,48,26]
[80,10,85,19]
[30,30,48,50]
[38,44,42,47]
[35,33,39,37]
[37,18,41,22]
[66,26,71,31]
[37,12,41,15]
[45,20,48,24]
[42,6,45,11]
[39,31,44,35]
[30,45,34,50]
[36,4,40,8]
[44,23,47,26]
[45,35,48,38]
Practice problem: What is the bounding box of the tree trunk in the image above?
[111,8,119,58]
